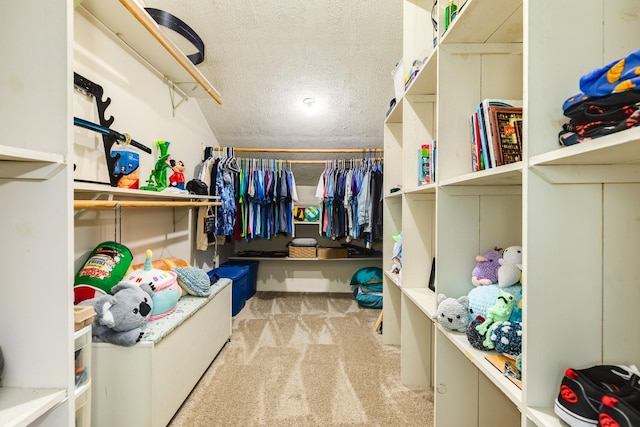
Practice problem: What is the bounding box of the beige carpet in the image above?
[168,292,434,427]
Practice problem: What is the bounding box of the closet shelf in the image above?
[405,49,438,97]
[529,125,640,167]
[229,256,383,262]
[441,0,523,44]
[75,182,219,200]
[0,144,66,180]
[438,162,523,187]
[384,270,402,288]
[0,388,66,427]
[403,288,436,319]
[74,200,220,209]
[77,0,222,106]
[436,323,523,408]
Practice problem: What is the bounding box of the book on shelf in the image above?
[486,354,522,389]
[487,106,524,166]
[469,100,523,170]
[418,144,431,186]
[470,112,483,171]
[476,103,491,170]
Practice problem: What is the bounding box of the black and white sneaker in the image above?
[554,365,638,427]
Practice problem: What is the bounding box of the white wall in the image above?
[73,8,220,270]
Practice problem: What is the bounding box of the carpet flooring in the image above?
[168,292,434,427]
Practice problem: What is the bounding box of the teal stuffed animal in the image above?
[475,290,516,349]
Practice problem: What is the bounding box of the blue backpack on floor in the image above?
[350,267,383,309]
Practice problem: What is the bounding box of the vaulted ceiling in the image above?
[143,0,403,154]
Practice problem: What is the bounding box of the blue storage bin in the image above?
[222,260,259,299]
[208,265,250,316]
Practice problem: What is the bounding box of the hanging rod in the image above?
[249,158,384,164]
[74,200,221,209]
[209,147,383,154]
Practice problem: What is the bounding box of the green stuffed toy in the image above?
[475,290,516,349]
[79,282,155,347]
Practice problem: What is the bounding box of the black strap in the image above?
[145,8,205,65]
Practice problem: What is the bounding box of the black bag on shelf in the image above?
[186,179,208,195]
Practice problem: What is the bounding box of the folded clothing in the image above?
[563,48,640,111]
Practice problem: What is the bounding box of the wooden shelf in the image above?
[0,144,66,180]
[436,324,523,409]
[229,256,383,262]
[403,287,436,319]
[0,388,66,427]
[74,200,220,209]
[77,0,222,105]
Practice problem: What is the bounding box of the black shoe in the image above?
[555,365,637,426]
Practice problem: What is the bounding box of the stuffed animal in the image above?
[468,284,522,323]
[471,248,502,286]
[475,290,517,349]
[121,249,182,321]
[79,282,155,347]
[498,245,523,288]
[490,321,523,358]
[466,315,492,351]
[436,294,470,332]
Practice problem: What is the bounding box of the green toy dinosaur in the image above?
[140,140,172,191]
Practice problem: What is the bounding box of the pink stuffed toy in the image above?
[471,247,502,286]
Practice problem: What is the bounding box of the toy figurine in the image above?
[169,159,186,190]
[140,140,172,191]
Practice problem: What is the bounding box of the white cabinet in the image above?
[383,0,640,425]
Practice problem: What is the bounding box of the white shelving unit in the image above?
[1,1,222,425]
[0,2,74,426]
[74,325,92,427]
[383,0,640,425]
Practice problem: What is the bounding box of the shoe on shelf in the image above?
[598,379,640,427]
[554,365,638,427]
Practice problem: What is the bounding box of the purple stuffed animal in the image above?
[471,247,502,286]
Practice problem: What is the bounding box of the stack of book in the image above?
[470,100,523,171]
[418,141,436,186]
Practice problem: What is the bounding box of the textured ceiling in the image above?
[143,0,402,154]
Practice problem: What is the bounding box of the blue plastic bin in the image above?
[208,265,250,316]
[222,260,259,300]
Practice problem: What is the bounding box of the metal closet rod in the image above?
[209,147,383,154]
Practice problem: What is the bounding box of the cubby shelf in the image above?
[0,388,67,427]
[383,0,640,425]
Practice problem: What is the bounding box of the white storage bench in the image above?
[90,278,232,427]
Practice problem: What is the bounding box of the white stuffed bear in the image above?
[436,294,470,332]
[498,246,523,288]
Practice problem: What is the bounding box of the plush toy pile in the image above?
[76,245,215,346]
[436,244,524,379]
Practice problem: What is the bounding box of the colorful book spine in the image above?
[418,144,431,185]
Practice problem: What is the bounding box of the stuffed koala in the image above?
[436,294,470,332]
[80,282,155,347]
